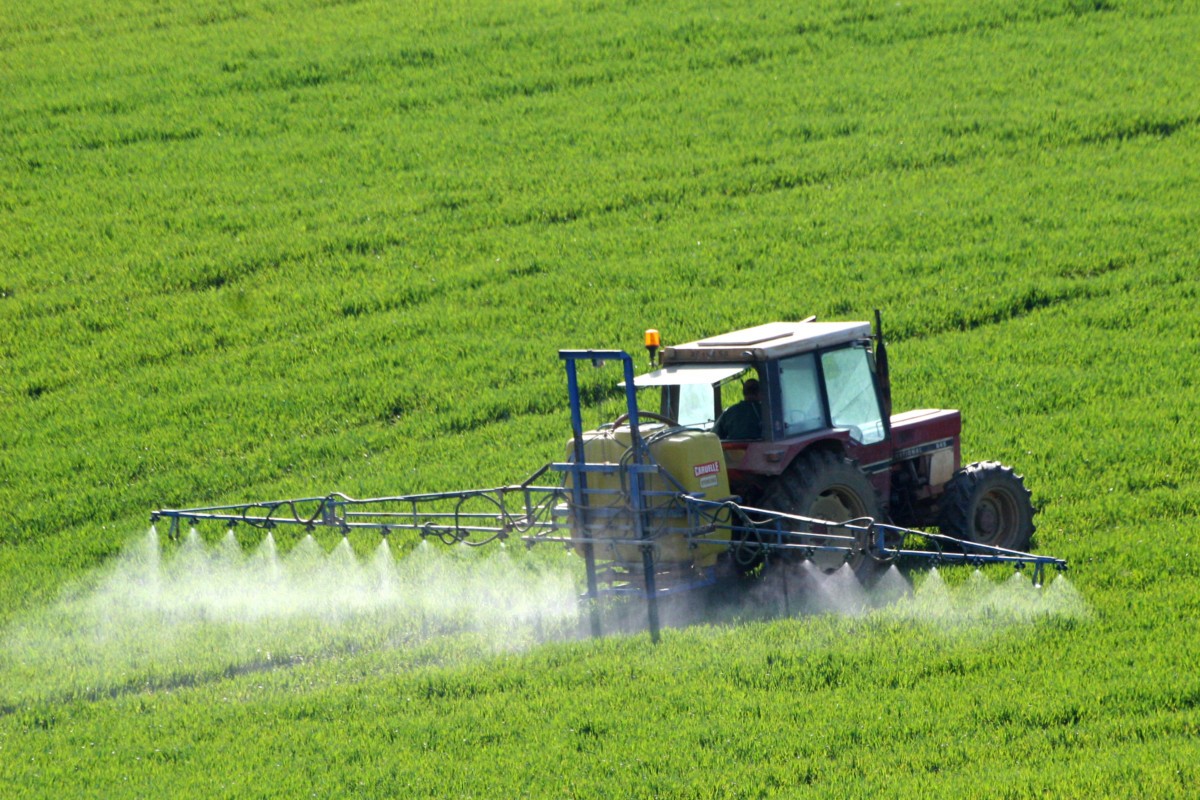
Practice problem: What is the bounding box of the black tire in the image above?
[938,461,1035,551]
[758,450,882,578]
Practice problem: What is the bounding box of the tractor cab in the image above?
[637,321,884,427]
[632,319,965,531]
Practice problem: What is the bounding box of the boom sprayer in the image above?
[153,321,1068,643]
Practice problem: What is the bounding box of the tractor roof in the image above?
[660,320,871,364]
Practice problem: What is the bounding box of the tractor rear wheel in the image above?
[757,450,883,578]
[938,461,1035,551]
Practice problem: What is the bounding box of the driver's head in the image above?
[743,378,760,400]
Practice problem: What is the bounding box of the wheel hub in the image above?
[808,488,866,572]
[976,501,1000,536]
[975,490,1017,545]
[810,491,855,522]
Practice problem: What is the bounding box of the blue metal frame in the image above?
[557,350,661,642]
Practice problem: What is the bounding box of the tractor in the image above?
[632,314,1035,577]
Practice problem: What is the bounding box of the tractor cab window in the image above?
[779,353,825,436]
[821,345,886,445]
[630,364,753,431]
[677,371,756,430]
[717,379,747,420]
[677,383,716,428]
[712,375,763,440]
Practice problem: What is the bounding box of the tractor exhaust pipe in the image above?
[874,309,892,420]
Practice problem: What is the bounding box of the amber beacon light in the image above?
[644,329,661,367]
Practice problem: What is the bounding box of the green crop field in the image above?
[3,0,1199,795]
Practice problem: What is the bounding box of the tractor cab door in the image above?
[820,345,888,447]
[777,345,888,442]
[776,343,893,494]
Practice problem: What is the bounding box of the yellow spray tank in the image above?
[565,422,731,568]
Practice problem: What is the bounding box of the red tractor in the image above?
[634,314,1035,573]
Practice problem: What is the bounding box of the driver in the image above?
[714,379,762,440]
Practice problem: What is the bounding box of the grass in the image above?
[2,0,1200,795]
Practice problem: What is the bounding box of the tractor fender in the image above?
[727,431,852,477]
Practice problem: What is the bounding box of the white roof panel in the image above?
[627,364,751,387]
[663,320,870,362]
[697,322,801,348]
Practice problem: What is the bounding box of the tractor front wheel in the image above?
[938,461,1035,551]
